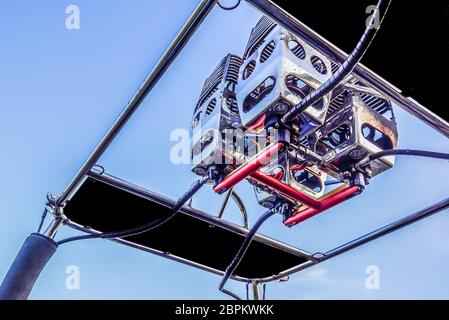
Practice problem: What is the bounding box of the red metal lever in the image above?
[283,185,361,226]
[213,140,361,226]
[213,142,284,193]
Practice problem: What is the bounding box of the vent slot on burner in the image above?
[226,97,239,114]
[260,41,275,63]
[243,60,257,80]
[327,91,347,116]
[205,98,217,116]
[360,93,394,120]
[195,85,219,114]
[243,76,276,112]
[310,56,328,75]
[288,40,306,60]
[244,16,277,59]
[225,55,243,84]
[330,61,340,74]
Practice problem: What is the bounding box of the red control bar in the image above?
[213,141,361,226]
[213,142,284,193]
[283,185,361,226]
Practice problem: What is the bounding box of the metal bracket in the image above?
[42,193,67,239]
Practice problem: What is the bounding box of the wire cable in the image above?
[57,175,209,245]
[36,208,48,234]
[217,188,249,228]
[358,149,449,168]
[281,0,391,124]
[231,190,249,228]
[218,208,276,300]
[218,188,234,219]
[369,149,449,162]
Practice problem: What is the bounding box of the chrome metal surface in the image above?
[53,0,449,285]
[309,92,398,177]
[191,54,244,176]
[237,16,333,133]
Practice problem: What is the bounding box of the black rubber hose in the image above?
[0,233,58,300]
[358,149,449,169]
[368,149,449,162]
[281,0,390,124]
[57,175,209,245]
[219,208,276,300]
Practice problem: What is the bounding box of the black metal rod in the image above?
[218,188,233,219]
[322,197,449,260]
[231,190,249,228]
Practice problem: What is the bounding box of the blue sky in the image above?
[0,0,448,299]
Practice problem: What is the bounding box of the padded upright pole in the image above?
[0,233,58,300]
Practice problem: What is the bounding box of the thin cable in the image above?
[358,149,449,168]
[57,175,209,245]
[218,0,241,11]
[217,188,249,228]
[36,208,49,233]
[231,190,249,228]
[252,186,261,202]
[369,149,449,161]
[219,208,276,300]
[218,188,233,219]
[281,0,391,124]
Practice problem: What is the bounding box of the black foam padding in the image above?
[64,176,309,279]
[0,233,58,300]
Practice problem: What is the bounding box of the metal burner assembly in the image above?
[237,16,333,135]
[2,0,449,302]
[190,16,399,226]
[191,54,244,177]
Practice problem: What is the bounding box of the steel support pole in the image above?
[251,281,260,300]
[254,197,449,283]
[322,197,449,260]
[57,0,218,205]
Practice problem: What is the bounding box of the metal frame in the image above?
[49,0,449,286]
[66,170,449,284]
[66,170,315,283]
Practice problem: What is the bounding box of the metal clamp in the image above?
[42,193,67,239]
